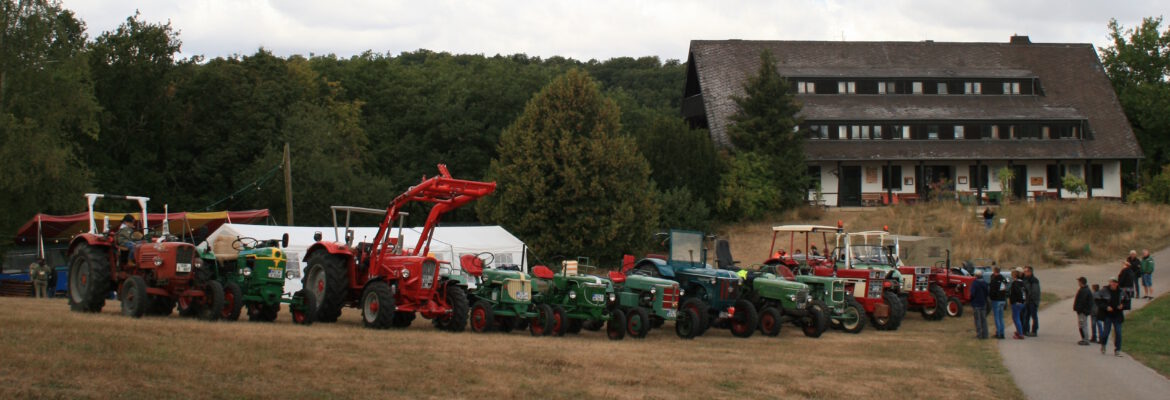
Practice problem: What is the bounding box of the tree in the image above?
[1100,17,1170,176]
[996,167,1016,203]
[478,69,658,262]
[716,152,782,220]
[1061,174,1088,197]
[0,0,98,241]
[722,50,808,216]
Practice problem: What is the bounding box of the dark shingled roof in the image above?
[686,39,1143,161]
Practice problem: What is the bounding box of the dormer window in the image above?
[797,81,816,94]
[912,82,923,94]
[838,81,856,94]
[964,82,982,94]
[1003,82,1020,95]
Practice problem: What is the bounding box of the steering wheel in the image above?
[475,252,495,268]
[232,237,259,251]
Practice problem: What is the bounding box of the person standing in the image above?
[1073,277,1094,345]
[1126,250,1142,299]
[1009,268,1028,340]
[983,207,995,230]
[1089,283,1102,343]
[1022,266,1040,336]
[1141,249,1155,300]
[1097,278,1129,356]
[1118,260,1137,307]
[970,272,990,339]
[29,258,51,298]
[989,266,1008,339]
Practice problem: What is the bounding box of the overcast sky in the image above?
[63,0,1169,62]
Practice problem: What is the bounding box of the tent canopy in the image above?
[14,210,270,245]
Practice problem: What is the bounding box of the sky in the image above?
[62,0,1170,62]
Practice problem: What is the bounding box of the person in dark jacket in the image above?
[970,275,990,339]
[1096,278,1129,356]
[1009,269,1028,340]
[989,266,1008,339]
[1126,250,1142,299]
[1022,266,1040,336]
[1118,260,1137,309]
[1089,283,1102,343]
[1073,277,1094,345]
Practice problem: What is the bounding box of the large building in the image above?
[682,36,1143,207]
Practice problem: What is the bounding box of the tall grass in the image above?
[721,201,1170,268]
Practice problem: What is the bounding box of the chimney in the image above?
[1010,35,1031,44]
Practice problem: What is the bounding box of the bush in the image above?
[716,152,782,220]
[1062,174,1088,196]
[656,186,711,232]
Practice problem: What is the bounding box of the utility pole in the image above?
[283,142,294,225]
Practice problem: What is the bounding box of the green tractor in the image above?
[197,235,317,324]
[528,260,629,340]
[461,253,555,336]
[760,225,871,334]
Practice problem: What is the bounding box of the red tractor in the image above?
[847,230,947,321]
[929,250,976,318]
[302,165,496,330]
[68,194,224,320]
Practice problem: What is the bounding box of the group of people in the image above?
[968,249,1156,357]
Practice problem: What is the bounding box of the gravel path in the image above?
[997,248,1169,400]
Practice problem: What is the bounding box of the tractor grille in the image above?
[176,246,195,274]
[719,278,739,299]
[504,279,531,302]
[914,274,929,292]
[661,285,679,309]
[796,289,809,305]
[421,260,437,289]
[868,280,883,298]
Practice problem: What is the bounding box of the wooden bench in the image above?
[861,193,883,207]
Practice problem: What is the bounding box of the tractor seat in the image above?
[532,265,555,280]
[608,270,626,284]
[460,254,484,277]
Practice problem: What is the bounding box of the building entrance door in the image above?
[1011,165,1028,200]
[839,166,862,207]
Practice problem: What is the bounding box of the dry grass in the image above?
[0,297,1022,400]
[719,201,1170,269]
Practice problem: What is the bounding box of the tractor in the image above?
[847,230,947,321]
[527,260,630,339]
[929,250,976,318]
[765,225,906,331]
[301,165,495,330]
[67,194,223,320]
[461,253,555,336]
[197,234,318,324]
[616,256,701,339]
[712,237,829,338]
[761,225,868,334]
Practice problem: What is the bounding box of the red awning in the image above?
[14,210,270,245]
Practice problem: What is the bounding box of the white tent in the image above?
[202,223,527,294]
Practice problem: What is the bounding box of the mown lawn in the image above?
[1124,294,1170,379]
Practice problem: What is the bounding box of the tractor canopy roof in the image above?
[14,210,269,245]
[771,225,839,233]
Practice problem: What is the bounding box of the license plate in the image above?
[665,309,677,318]
[591,294,604,302]
[268,269,284,279]
[176,263,191,273]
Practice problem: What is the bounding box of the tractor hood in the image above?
[753,274,810,292]
[678,266,738,280]
[568,274,613,291]
[483,268,527,282]
[623,274,678,290]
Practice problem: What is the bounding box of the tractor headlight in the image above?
[569,291,577,299]
[679,288,686,296]
[608,293,616,302]
[401,269,410,278]
[193,258,203,269]
[242,268,253,277]
[152,256,163,267]
[650,287,657,295]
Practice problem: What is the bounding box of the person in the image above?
[116,214,140,261]
[1126,250,1142,299]
[1022,266,1040,336]
[29,258,51,298]
[1096,278,1129,356]
[1140,249,1154,300]
[1009,268,1028,340]
[989,266,1008,339]
[1073,277,1094,345]
[810,245,820,257]
[1118,259,1137,307]
[983,207,995,229]
[970,271,990,339]
[1089,283,1102,343]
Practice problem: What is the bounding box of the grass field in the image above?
[1122,294,1170,379]
[0,297,1024,400]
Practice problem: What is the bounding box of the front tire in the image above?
[675,309,700,339]
[606,308,627,340]
[758,306,782,337]
[305,251,348,323]
[360,281,395,329]
[839,296,868,334]
[432,285,469,332]
[680,298,710,337]
[946,296,964,318]
[729,299,758,338]
[529,304,554,336]
[290,289,318,325]
[549,305,567,336]
[921,284,947,321]
[222,281,244,321]
[626,307,651,339]
[801,300,829,338]
[469,300,495,333]
[197,280,225,321]
[120,276,148,318]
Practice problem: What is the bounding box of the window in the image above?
[964,82,982,94]
[1046,164,1063,189]
[851,125,861,139]
[807,166,822,190]
[1068,164,1083,178]
[861,125,872,139]
[838,81,856,94]
[809,124,829,139]
[968,165,990,189]
[901,125,911,139]
[798,81,816,94]
[1001,125,1015,140]
[981,125,995,139]
[954,125,965,139]
[838,125,848,140]
[1041,126,1051,139]
[912,82,923,94]
[882,166,903,190]
[1090,164,1104,189]
[927,125,939,139]
[1003,82,1020,95]
[937,82,948,94]
[873,125,883,139]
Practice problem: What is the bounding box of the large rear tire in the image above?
[839,296,867,334]
[626,307,651,339]
[432,284,469,332]
[921,284,947,321]
[68,245,110,313]
[606,308,627,340]
[729,299,758,338]
[197,280,225,321]
[120,276,148,318]
[305,251,348,323]
[469,300,495,333]
[221,281,244,321]
[360,281,395,329]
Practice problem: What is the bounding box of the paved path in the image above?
[998,248,1170,400]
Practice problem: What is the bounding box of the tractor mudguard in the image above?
[635,258,674,278]
[303,242,354,261]
[68,234,112,255]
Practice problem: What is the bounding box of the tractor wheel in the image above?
[921,284,947,321]
[758,306,782,337]
[801,300,829,338]
[469,300,495,333]
[872,291,903,331]
[68,245,110,313]
[147,296,175,316]
[675,308,700,339]
[945,296,964,318]
[120,276,148,318]
[529,304,555,336]
[729,299,758,338]
[680,298,710,337]
[495,316,515,333]
[839,296,868,334]
[581,319,604,331]
[290,289,318,325]
[391,312,416,328]
[305,250,348,323]
[432,285,469,332]
[196,280,225,321]
[221,281,244,321]
[565,318,584,334]
[361,281,396,329]
[606,308,627,340]
[550,305,567,337]
[626,307,651,339]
